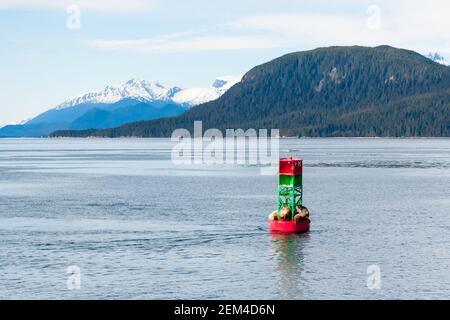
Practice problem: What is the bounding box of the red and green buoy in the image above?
[269,157,310,233]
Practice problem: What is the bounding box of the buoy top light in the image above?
[279,157,303,176]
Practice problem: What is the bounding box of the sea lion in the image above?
[268,206,291,221]
[279,205,291,221]
[268,210,278,221]
[293,205,310,223]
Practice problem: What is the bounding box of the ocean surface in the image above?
[0,138,449,299]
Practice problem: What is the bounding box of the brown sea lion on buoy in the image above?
[268,205,291,221]
[293,205,310,223]
[278,205,291,220]
[268,210,278,221]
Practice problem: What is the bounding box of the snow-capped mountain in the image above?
[0,76,241,137]
[56,76,241,110]
[425,52,450,66]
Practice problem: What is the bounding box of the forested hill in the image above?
[51,45,450,137]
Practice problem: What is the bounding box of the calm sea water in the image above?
[0,138,449,299]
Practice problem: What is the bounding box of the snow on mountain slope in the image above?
[55,76,241,110]
[172,75,241,105]
[425,52,450,66]
[56,79,182,109]
[0,118,29,128]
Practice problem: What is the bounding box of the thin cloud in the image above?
[85,33,284,53]
[229,13,379,46]
[228,1,450,54]
[82,0,450,56]
[0,0,157,12]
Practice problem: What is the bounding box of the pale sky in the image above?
[1,0,450,126]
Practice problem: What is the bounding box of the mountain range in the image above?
[52,45,450,138]
[0,76,240,137]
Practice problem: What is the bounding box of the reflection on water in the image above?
[270,233,310,299]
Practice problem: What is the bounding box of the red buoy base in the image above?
[269,220,310,233]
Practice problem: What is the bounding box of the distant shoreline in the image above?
[2,136,449,140]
